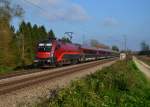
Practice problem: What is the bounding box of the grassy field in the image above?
[33,60,150,107]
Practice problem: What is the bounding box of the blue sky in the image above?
[12,0,150,51]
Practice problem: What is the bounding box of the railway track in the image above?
[0,69,42,80]
[0,58,112,80]
[0,58,117,95]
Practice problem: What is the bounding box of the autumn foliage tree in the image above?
[0,0,24,67]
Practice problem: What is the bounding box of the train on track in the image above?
[34,39,119,67]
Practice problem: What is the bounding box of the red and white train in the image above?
[34,39,119,67]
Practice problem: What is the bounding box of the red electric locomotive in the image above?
[34,39,82,67]
[34,39,119,67]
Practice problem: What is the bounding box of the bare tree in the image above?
[90,39,109,49]
[90,39,99,47]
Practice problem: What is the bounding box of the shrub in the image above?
[35,61,150,107]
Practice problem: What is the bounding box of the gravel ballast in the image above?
[0,60,116,107]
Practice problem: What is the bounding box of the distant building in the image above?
[120,53,126,60]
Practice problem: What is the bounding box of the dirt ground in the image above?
[133,56,150,79]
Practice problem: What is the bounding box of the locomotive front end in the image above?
[34,41,56,67]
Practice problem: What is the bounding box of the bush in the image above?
[35,61,150,107]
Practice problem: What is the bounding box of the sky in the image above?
[12,0,150,51]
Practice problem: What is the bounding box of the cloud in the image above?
[102,17,119,27]
[42,4,89,22]
[28,0,41,5]
[26,0,89,22]
[29,0,63,6]
[66,4,89,21]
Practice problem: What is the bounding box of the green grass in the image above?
[0,66,14,74]
[34,60,150,107]
[0,64,32,75]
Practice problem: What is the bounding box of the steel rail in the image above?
[0,58,117,95]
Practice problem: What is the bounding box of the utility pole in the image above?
[124,35,127,52]
[123,35,127,63]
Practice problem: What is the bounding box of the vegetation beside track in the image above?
[0,65,33,75]
[34,60,150,107]
[137,56,150,66]
[0,66,14,75]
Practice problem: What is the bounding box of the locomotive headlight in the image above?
[34,59,39,62]
[47,59,51,62]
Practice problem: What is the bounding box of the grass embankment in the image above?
[138,56,150,66]
[0,65,33,75]
[35,61,150,107]
[0,66,14,75]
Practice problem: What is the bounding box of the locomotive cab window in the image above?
[38,43,52,52]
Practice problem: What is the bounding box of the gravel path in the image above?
[133,56,150,79]
[0,60,116,107]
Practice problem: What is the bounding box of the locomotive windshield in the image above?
[37,43,52,52]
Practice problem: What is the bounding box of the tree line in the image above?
[0,0,120,71]
[1,20,56,68]
[0,0,23,69]
[0,0,57,70]
[139,41,150,55]
[14,22,55,66]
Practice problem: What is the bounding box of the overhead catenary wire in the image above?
[22,0,53,22]
[23,0,45,11]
